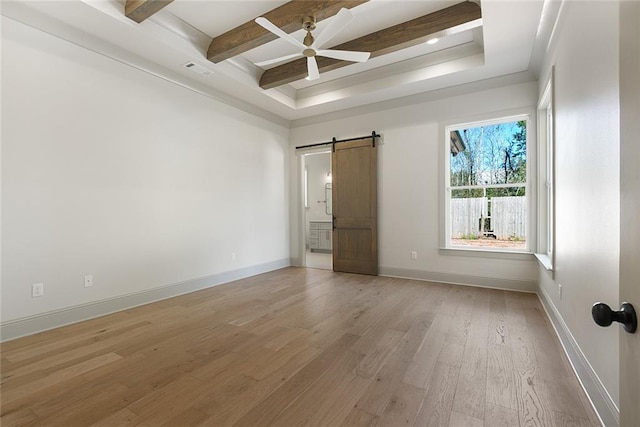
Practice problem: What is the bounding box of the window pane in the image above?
[450,121,527,187]
[448,119,527,250]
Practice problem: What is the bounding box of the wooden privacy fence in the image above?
[451,196,526,240]
[450,197,487,238]
[491,196,527,240]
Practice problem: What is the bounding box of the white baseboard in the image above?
[0,259,290,342]
[537,289,619,427]
[379,266,537,293]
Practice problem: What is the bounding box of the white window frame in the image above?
[442,112,533,254]
[535,68,555,270]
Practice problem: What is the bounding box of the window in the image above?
[536,70,555,269]
[445,115,530,251]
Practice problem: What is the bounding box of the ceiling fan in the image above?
[254,8,370,81]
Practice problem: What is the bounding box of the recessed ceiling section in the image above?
[2,0,548,121]
[237,1,485,110]
[165,0,486,114]
[234,1,482,90]
[288,26,482,90]
[294,40,484,102]
[295,52,485,112]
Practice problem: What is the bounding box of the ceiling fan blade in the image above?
[307,57,320,80]
[255,17,305,50]
[317,49,370,62]
[311,8,353,49]
[255,52,303,67]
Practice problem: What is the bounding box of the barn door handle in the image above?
[592,302,637,333]
[332,216,336,230]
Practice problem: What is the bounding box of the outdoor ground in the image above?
[451,238,527,249]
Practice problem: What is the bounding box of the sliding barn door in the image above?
[332,137,378,275]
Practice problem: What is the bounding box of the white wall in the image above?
[537,0,620,410]
[1,17,290,323]
[290,81,539,289]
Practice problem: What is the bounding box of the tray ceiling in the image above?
[2,0,550,122]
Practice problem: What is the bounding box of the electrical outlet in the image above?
[84,275,93,288]
[411,251,418,260]
[558,283,562,299]
[32,283,44,298]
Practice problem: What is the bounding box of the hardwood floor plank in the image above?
[28,374,128,418]
[3,319,153,364]
[303,374,371,426]
[506,292,556,427]
[484,402,519,426]
[437,341,465,368]
[261,349,367,426]
[414,362,461,427]
[525,319,598,424]
[262,327,312,351]
[160,407,210,426]
[355,328,404,378]
[378,382,425,426]
[233,332,360,426]
[341,406,379,426]
[1,322,151,383]
[551,410,595,426]
[385,284,444,333]
[487,289,509,344]
[451,291,490,420]
[448,410,483,427]
[191,374,260,422]
[355,361,407,417]
[486,343,516,410]
[0,407,39,426]
[0,268,600,426]
[241,338,319,381]
[90,407,138,426]
[2,352,122,407]
[402,314,452,388]
[199,346,322,425]
[35,382,131,426]
[126,375,205,421]
[354,317,431,416]
[443,286,477,346]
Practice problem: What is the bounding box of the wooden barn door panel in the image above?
[332,138,378,275]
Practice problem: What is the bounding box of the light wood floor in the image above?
[1,267,600,426]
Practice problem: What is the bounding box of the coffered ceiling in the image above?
[2,0,553,123]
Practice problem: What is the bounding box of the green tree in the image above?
[503,120,526,185]
[450,120,526,197]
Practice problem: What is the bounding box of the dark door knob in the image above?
[592,302,637,333]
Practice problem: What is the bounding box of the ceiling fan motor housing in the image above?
[302,16,316,48]
[302,16,316,31]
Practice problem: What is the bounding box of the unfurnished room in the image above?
[1,0,639,426]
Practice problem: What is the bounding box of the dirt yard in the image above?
[450,238,527,249]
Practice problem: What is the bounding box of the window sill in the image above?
[439,247,534,261]
[534,253,553,270]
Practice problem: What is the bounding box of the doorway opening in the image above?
[303,151,333,270]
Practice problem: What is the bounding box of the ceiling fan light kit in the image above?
[254,8,371,82]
